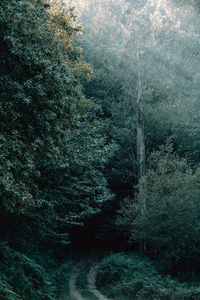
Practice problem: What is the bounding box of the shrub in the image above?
[96,253,200,300]
[0,243,56,300]
[117,142,200,274]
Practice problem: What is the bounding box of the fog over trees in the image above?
[1,0,200,299]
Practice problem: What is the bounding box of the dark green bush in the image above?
[0,243,56,299]
[96,253,200,300]
[117,143,200,275]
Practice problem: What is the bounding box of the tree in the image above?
[117,0,200,254]
[72,0,200,251]
[0,0,114,297]
[118,141,200,274]
[0,0,86,213]
[0,0,113,223]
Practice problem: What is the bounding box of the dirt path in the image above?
[68,256,109,300]
[69,259,86,300]
[87,263,109,300]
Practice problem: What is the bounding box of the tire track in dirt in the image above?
[69,259,86,300]
[87,262,109,300]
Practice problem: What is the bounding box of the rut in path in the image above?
[87,262,109,300]
[69,259,86,300]
[68,256,109,300]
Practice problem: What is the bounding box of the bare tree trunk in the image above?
[136,74,146,256]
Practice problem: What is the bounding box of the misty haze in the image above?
[1,0,200,299]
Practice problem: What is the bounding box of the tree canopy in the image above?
[1,0,200,298]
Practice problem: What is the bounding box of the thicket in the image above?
[0,0,113,298]
[97,253,200,300]
[117,142,200,277]
[1,0,200,298]
[77,0,200,295]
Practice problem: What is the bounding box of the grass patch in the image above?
[76,262,92,290]
[55,256,77,300]
[81,290,98,300]
[76,261,99,300]
[113,297,131,300]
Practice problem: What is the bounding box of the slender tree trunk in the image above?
[136,74,146,256]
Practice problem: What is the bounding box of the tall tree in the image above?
[74,0,200,252]
[0,1,114,297]
[117,141,200,273]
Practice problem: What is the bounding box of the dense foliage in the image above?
[97,253,200,300]
[117,142,200,275]
[1,0,200,298]
[0,0,112,298]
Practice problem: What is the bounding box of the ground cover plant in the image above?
[1,0,200,298]
[96,253,200,300]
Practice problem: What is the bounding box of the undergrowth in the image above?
[0,242,75,300]
[76,262,92,290]
[96,252,200,300]
[76,262,98,300]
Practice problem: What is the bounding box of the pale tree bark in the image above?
[136,71,146,256]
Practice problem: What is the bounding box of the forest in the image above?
[1,0,200,299]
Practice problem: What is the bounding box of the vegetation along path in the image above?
[69,257,109,300]
[69,259,86,300]
[87,262,109,300]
